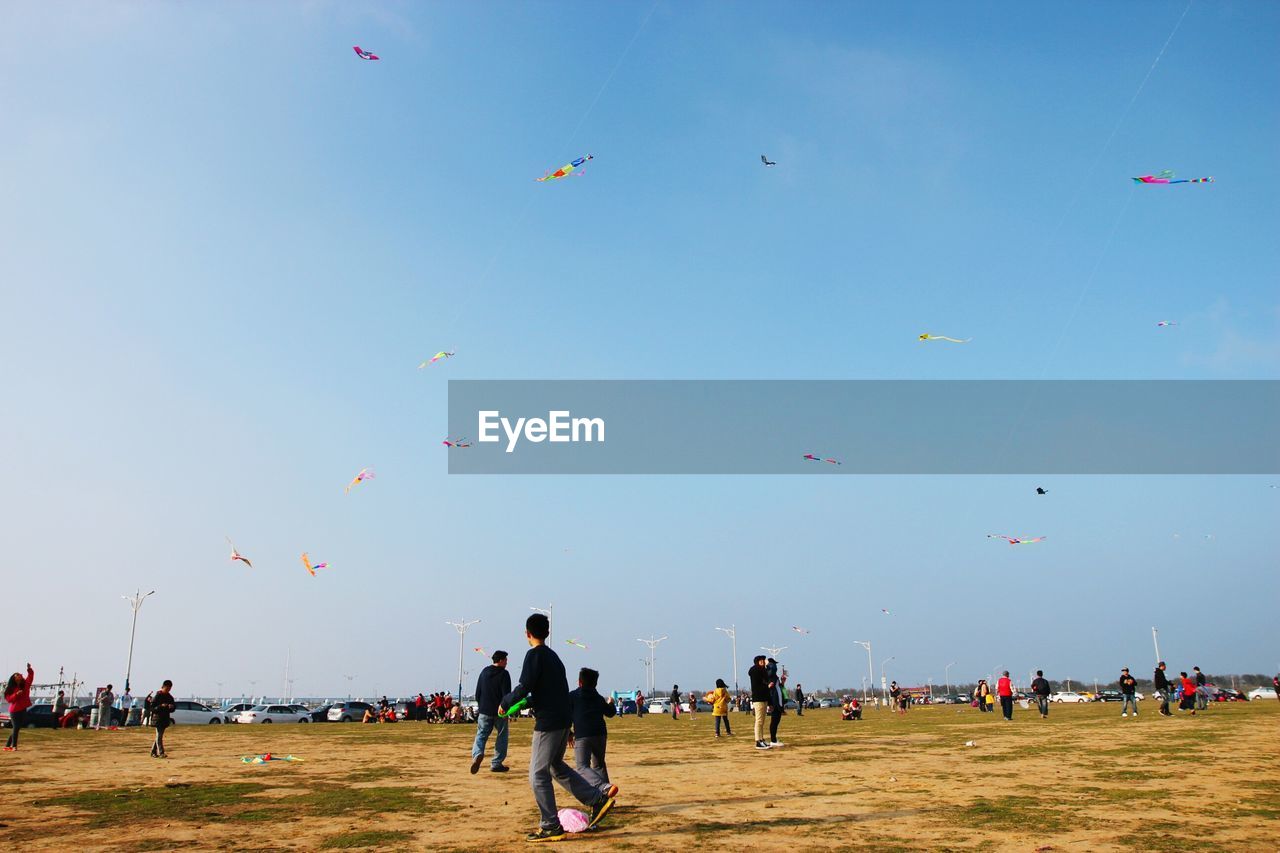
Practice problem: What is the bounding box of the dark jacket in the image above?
[502,644,571,732]
[1194,671,1205,687]
[1031,677,1050,697]
[1154,668,1170,690]
[568,686,615,738]
[1119,674,1137,695]
[475,664,512,718]
[748,664,771,702]
[151,689,176,727]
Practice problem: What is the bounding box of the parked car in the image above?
[679,701,714,713]
[818,699,837,709]
[305,704,335,722]
[0,703,60,728]
[75,703,124,726]
[647,699,671,715]
[1051,691,1087,703]
[1096,691,1124,703]
[1209,687,1247,702]
[1246,686,1276,701]
[616,698,638,715]
[327,701,375,722]
[236,704,310,724]
[172,700,225,725]
[222,702,256,722]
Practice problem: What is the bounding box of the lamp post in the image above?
[761,645,788,659]
[445,619,481,704]
[1151,626,1161,664]
[854,641,874,707]
[715,625,739,694]
[880,656,895,707]
[636,636,667,696]
[945,661,957,697]
[343,674,356,700]
[121,589,155,694]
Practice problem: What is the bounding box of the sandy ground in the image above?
[1,700,1276,851]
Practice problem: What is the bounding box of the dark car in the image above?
[76,704,123,727]
[0,703,60,728]
[327,701,375,722]
[306,704,335,722]
[1096,690,1124,702]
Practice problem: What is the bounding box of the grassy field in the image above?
[2,700,1276,850]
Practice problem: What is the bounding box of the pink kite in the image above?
[353,46,380,61]
[987,535,1046,545]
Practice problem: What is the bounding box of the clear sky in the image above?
[2,1,1277,699]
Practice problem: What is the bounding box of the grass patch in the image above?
[320,830,414,848]
[944,795,1070,832]
[343,766,402,783]
[36,783,269,828]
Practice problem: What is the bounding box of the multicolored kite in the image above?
[1132,171,1212,185]
[353,46,380,61]
[226,537,252,569]
[1156,321,1178,327]
[802,454,842,465]
[564,638,589,650]
[987,535,1046,545]
[919,333,970,343]
[442,436,472,448]
[419,351,454,368]
[300,552,329,576]
[537,155,592,182]
[791,626,811,635]
[242,753,304,764]
[344,467,375,494]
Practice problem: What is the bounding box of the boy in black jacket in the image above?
[501,614,616,842]
[568,667,618,796]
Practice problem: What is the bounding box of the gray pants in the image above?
[573,734,610,791]
[529,728,601,830]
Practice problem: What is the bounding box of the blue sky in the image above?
[2,1,1276,699]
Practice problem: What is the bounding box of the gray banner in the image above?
[445,380,1279,474]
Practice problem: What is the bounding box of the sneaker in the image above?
[1121,713,1128,717]
[769,741,785,747]
[755,741,770,750]
[588,795,616,828]
[471,754,483,775]
[604,784,619,799]
[526,827,566,843]
[490,764,510,773]
[2,747,13,752]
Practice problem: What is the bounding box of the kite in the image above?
[300,552,329,576]
[919,334,970,343]
[802,454,842,465]
[473,646,488,656]
[881,609,890,616]
[442,437,472,448]
[1035,487,1047,495]
[241,753,304,764]
[1132,171,1213,185]
[499,697,529,718]
[791,626,810,635]
[344,467,375,494]
[418,351,454,368]
[537,155,592,182]
[352,46,380,61]
[226,537,252,569]
[564,638,589,650]
[761,155,776,166]
[1156,321,1178,327]
[987,535,1046,545]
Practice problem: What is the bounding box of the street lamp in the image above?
[636,636,667,696]
[880,656,895,706]
[121,589,155,694]
[715,625,739,694]
[944,661,957,697]
[855,641,874,708]
[445,619,481,704]
[343,674,356,700]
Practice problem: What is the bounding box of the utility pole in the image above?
[121,589,155,694]
[945,661,957,697]
[343,674,356,700]
[855,641,874,708]
[715,625,739,694]
[1151,626,1161,664]
[636,636,667,696]
[445,619,481,704]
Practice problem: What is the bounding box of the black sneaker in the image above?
[588,795,616,828]
[755,741,770,750]
[491,764,510,773]
[471,754,483,774]
[526,827,566,843]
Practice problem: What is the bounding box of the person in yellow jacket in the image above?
[704,679,733,738]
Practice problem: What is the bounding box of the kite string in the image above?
[443,0,660,335]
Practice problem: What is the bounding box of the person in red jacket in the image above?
[997,671,1015,721]
[1178,672,1198,716]
[4,664,34,751]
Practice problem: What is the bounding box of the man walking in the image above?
[1154,662,1172,717]
[1119,667,1139,717]
[794,683,805,717]
[670,685,680,720]
[1193,666,1207,711]
[997,671,1015,721]
[53,690,68,727]
[748,655,771,750]
[1030,670,1051,718]
[471,649,512,774]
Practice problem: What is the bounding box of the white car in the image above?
[1051,691,1088,703]
[647,699,671,714]
[1247,686,1275,701]
[235,704,311,724]
[171,700,226,725]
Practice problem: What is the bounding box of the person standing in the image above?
[1273,674,1279,701]
[706,679,732,737]
[1030,671,1051,718]
[766,658,785,747]
[889,681,903,716]
[3,664,34,751]
[1119,668,1139,717]
[794,683,805,717]
[997,671,1014,721]
[120,688,133,725]
[1178,671,1197,716]
[150,680,176,758]
[53,690,68,727]
[748,655,771,750]
[500,613,615,843]
[96,684,115,730]
[1193,667,1207,711]
[687,690,698,716]
[568,667,616,794]
[1154,662,1172,717]
[670,685,680,720]
[636,690,645,717]
[471,650,512,774]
